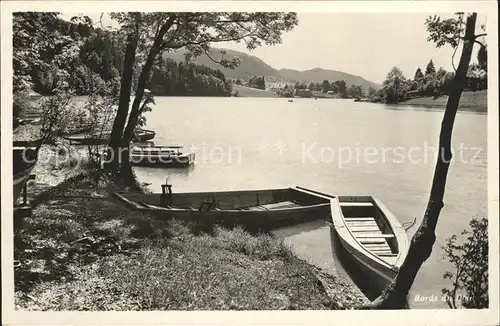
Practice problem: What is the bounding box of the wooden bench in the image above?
[340,202,373,207]
[344,217,376,221]
[356,234,395,239]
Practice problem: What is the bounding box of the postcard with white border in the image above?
[1,1,499,325]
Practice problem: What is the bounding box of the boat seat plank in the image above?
[346,220,377,224]
[344,217,376,221]
[352,232,384,237]
[378,253,399,257]
[364,243,391,251]
[349,226,381,231]
[356,234,395,238]
[360,239,390,244]
[360,242,390,247]
[348,225,379,228]
[340,202,373,207]
[346,222,378,226]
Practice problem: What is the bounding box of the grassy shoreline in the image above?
[14,150,368,310]
[396,90,487,112]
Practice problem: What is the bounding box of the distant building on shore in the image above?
[465,67,487,91]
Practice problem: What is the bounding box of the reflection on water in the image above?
[271,220,342,278]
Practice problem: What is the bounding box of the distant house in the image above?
[327,91,334,95]
[465,67,487,91]
[268,83,291,92]
[296,88,312,98]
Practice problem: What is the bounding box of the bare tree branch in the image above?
[200,46,225,65]
[474,39,486,48]
[161,31,256,51]
[451,43,459,72]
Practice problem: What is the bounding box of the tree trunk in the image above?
[121,43,162,146]
[118,44,162,182]
[105,32,139,172]
[366,13,478,309]
[121,16,177,147]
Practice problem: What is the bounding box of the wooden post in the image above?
[161,177,173,207]
[166,184,172,206]
[161,184,167,207]
[22,184,28,206]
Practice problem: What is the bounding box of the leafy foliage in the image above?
[109,12,298,71]
[425,60,436,76]
[332,80,347,98]
[425,14,465,48]
[321,80,332,94]
[149,58,232,96]
[38,90,77,142]
[477,45,487,72]
[414,68,424,80]
[348,84,364,98]
[248,76,266,90]
[13,12,122,96]
[441,218,488,309]
[382,67,407,103]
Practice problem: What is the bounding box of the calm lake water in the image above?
[134,97,487,309]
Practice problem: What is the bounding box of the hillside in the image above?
[163,48,278,80]
[279,68,381,90]
[163,48,380,89]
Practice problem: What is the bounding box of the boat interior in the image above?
[118,187,330,212]
[337,196,399,259]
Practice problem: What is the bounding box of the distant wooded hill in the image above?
[163,48,381,90]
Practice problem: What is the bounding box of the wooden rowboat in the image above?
[64,129,155,145]
[295,187,409,294]
[130,144,195,167]
[13,139,42,204]
[113,187,332,231]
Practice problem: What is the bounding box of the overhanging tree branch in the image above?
[474,39,486,48]
[161,31,256,51]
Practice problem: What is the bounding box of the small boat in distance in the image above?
[130,144,195,167]
[13,139,42,204]
[295,186,409,295]
[64,128,155,145]
[113,187,332,231]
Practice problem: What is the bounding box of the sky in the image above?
[67,12,487,84]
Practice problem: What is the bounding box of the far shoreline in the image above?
[388,90,487,113]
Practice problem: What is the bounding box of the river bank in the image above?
[14,138,368,310]
[395,90,487,112]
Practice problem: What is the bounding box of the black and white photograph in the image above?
[1,1,498,325]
